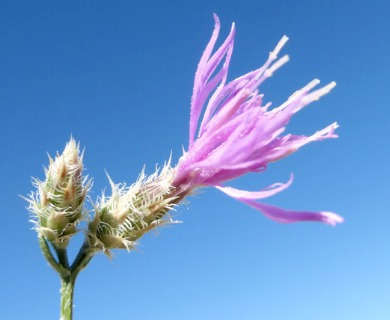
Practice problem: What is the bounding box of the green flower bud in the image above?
[27,138,91,248]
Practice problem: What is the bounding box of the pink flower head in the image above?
[172,15,343,226]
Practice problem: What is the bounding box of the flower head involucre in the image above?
[88,160,180,256]
[172,15,343,225]
[27,138,91,248]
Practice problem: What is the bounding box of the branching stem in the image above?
[38,235,95,320]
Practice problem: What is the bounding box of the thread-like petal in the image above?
[243,200,344,225]
[215,174,294,200]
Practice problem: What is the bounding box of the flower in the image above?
[172,14,343,226]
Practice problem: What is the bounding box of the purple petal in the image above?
[216,174,294,199]
[189,15,236,148]
[243,200,344,225]
[216,176,343,225]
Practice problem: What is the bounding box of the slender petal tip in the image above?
[321,211,344,226]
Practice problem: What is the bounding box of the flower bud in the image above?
[27,138,91,248]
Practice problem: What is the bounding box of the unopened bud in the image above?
[27,138,91,248]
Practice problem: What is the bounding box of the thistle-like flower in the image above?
[27,138,90,248]
[88,161,179,256]
[172,15,343,225]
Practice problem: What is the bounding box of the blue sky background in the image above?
[1,0,389,319]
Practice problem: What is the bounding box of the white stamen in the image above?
[266,54,290,77]
[301,81,336,105]
[270,35,289,59]
[304,79,321,92]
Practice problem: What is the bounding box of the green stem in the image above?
[71,240,94,277]
[60,275,76,320]
[56,247,70,269]
[38,236,69,278]
[38,236,96,319]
